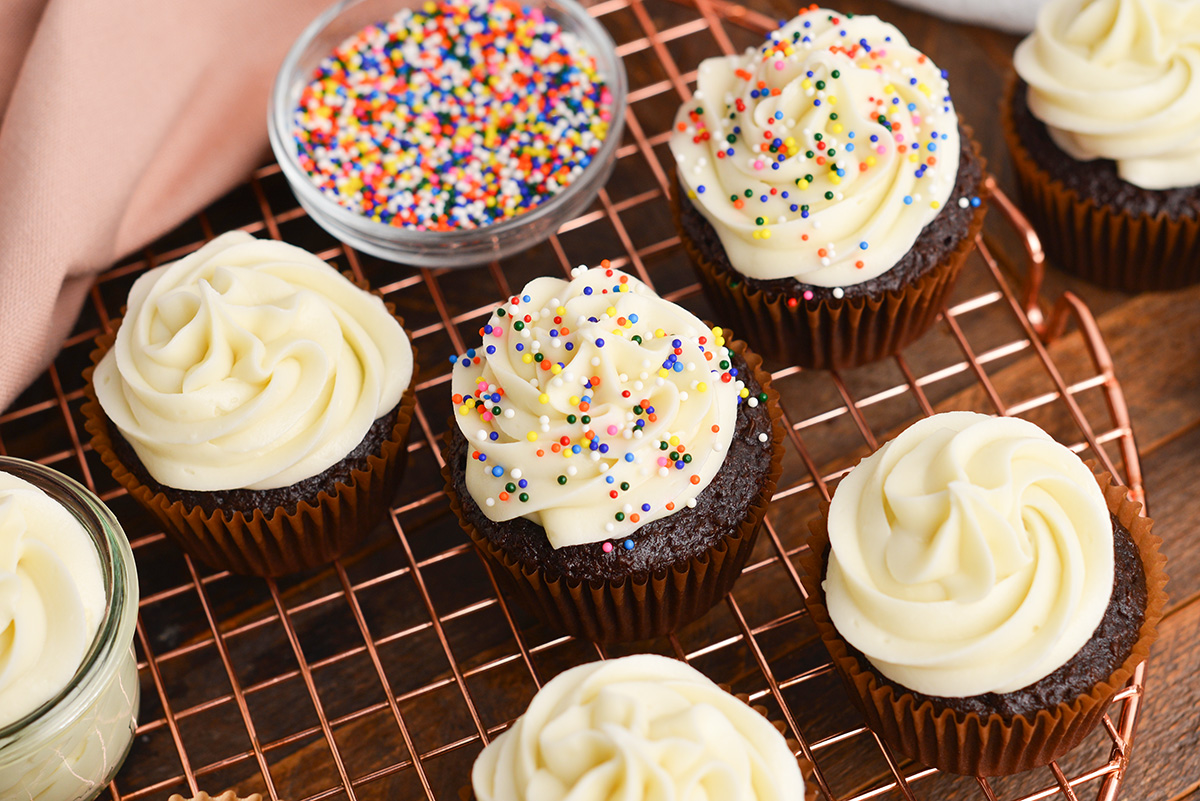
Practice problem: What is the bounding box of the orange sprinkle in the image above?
[630,514,640,523]
[499,492,510,501]
[666,502,675,511]
[690,475,700,485]
[536,449,545,457]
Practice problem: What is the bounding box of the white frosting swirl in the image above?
[93,231,413,491]
[1014,0,1200,190]
[823,412,1115,697]
[471,654,805,801]
[0,471,106,729]
[670,7,961,285]
[451,264,746,549]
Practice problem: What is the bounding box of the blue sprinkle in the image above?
[672,362,684,372]
[595,338,604,347]
[904,196,913,205]
[491,466,504,477]
[583,287,593,295]
[624,452,635,462]
[845,143,855,152]
[697,185,706,194]
[571,444,581,454]
[790,204,798,212]
[518,479,528,489]
[623,539,634,550]
[774,111,783,120]
[478,454,486,462]
[629,313,639,323]
[486,345,495,354]
[565,342,574,351]
[641,503,651,512]
[515,343,524,351]
[859,242,868,250]
[606,475,615,484]
[489,431,499,441]
[672,339,682,347]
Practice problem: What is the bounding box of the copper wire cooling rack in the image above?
[0,1,1151,799]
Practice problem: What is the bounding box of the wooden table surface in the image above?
[4,1,1197,800]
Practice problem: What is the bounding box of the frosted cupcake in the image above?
[1007,0,1200,291]
[83,231,417,576]
[443,262,783,642]
[671,5,987,370]
[800,412,1166,775]
[471,654,807,801]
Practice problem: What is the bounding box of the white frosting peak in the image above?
[823,412,1115,697]
[451,265,744,549]
[471,655,806,801]
[670,7,961,285]
[1014,0,1200,190]
[0,471,106,729]
[93,231,413,491]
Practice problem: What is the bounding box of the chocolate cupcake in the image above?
[470,654,809,801]
[443,262,784,642]
[800,412,1166,775]
[670,6,987,370]
[1006,0,1200,292]
[83,231,417,576]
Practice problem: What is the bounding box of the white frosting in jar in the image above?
[823,412,1115,698]
[1014,0,1200,190]
[670,7,962,285]
[451,264,746,549]
[0,647,139,801]
[471,654,806,801]
[93,231,413,491]
[0,471,106,729]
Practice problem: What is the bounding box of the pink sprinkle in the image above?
[607,424,618,435]
[774,60,785,70]
[602,542,613,553]
[895,134,905,143]
[803,290,814,301]
[912,114,922,126]
[657,456,670,467]
[482,412,494,421]
[753,159,765,170]
[876,145,887,155]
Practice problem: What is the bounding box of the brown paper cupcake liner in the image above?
[169,793,263,801]
[799,463,1167,776]
[81,278,418,577]
[443,338,785,643]
[460,690,817,801]
[672,129,989,371]
[1002,75,1200,293]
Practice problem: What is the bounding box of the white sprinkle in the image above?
[758,433,769,443]
[833,287,845,299]
[686,498,697,508]
[485,498,496,507]
[658,467,669,477]
[605,522,615,532]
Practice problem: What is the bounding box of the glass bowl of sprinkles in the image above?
[269,0,627,267]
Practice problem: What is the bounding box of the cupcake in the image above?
[1007,0,1200,292]
[799,412,1166,775]
[443,262,784,642]
[470,654,807,801]
[82,231,417,576]
[670,6,987,371]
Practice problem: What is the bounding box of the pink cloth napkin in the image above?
[0,0,330,411]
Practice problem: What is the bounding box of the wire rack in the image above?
[0,0,1152,800]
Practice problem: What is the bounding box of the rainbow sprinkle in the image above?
[292,0,612,230]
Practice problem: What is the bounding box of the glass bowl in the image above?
[268,0,628,267]
[0,457,139,801]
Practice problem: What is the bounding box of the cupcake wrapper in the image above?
[672,128,988,371]
[1002,76,1200,293]
[799,464,1167,776]
[460,692,818,801]
[443,338,785,643]
[82,278,418,577]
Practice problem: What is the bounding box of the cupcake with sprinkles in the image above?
[1007,0,1200,291]
[670,5,987,370]
[442,263,784,642]
[290,0,614,233]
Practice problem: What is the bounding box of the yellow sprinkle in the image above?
[569,395,580,406]
[832,124,843,134]
[752,231,761,240]
[654,328,665,339]
[883,84,894,94]
[606,306,616,317]
[715,337,725,347]
[551,364,562,374]
[539,393,549,404]
[740,388,750,398]
[556,306,566,315]
[475,376,486,384]
[687,190,696,199]
[830,175,841,185]
[658,368,670,378]
[909,153,919,163]
[801,79,812,90]
[918,82,931,96]
[796,179,810,190]
[784,137,796,147]
[458,405,470,416]
[527,432,538,442]
[931,201,941,209]
[712,326,723,336]
[827,95,837,105]
[761,229,772,239]
[697,382,708,392]
[522,354,533,364]
[669,436,680,447]
[866,156,877,167]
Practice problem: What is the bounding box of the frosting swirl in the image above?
[1014,0,1200,190]
[0,471,106,728]
[670,7,961,285]
[93,231,413,491]
[451,264,746,549]
[471,654,806,801]
[823,412,1115,697]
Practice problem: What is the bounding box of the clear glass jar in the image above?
[0,457,140,801]
[267,0,628,267]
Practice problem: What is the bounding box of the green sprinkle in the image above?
[519,492,529,503]
[557,475,567,485]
